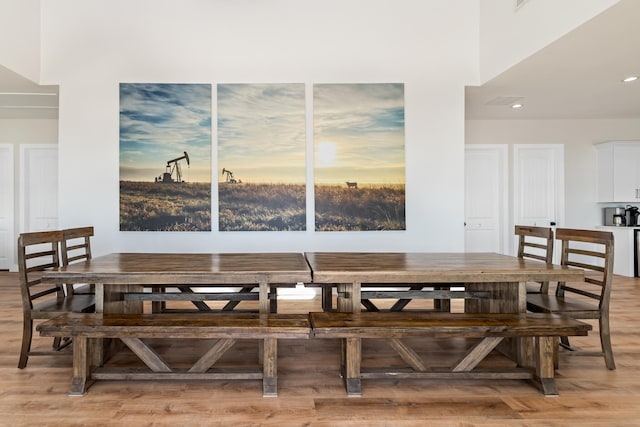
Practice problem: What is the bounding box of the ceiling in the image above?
[1,1,638,121]
[466,0,640,120]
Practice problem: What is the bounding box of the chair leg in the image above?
[18,318,33,369]
[559,335,571,350]
[539,281,550,294]
[599,315,616,370]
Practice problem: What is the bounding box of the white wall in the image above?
[465,118,640,229]
[0,0,41,82]
[478,0,620,83]
[40,0,479,256]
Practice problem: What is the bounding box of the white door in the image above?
[513,144,564,258]
[464,145,508,253]
[20,145,58,232]
[0,145,14,270]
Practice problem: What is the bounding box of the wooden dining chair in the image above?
[515,225,554,294]
[60,226,94,295]
[17,230,95,369]
[526,228,615,370]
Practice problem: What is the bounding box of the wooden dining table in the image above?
[305,251,584,314]
[42,252,313,314]
[305,251,585,369]
[41,252,313,366]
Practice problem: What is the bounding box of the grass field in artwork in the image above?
[219,183,306,231]
[315,184,405,231]
[120,181,211,231]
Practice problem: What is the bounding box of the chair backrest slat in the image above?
[61,226,94,267]
[566,260,605,273]
[556,228,614,308]
[515,225,554,263]
[60,226,94,295]
[18,230,65,311]
[515,225,554,293]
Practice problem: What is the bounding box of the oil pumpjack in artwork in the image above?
[155,151,190,183]
[221,167,241,184]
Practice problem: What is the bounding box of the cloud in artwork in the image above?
[217,83,306,184]
[314,83,405,184]
[119,83,212,182]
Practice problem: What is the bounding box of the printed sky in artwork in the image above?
[217,83,306,184]
[119,83,212,183]
[314,83,405,185]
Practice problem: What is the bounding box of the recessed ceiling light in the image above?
[511,103,523,109]
[622,76,638,83]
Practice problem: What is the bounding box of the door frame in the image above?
[0,144,14,270]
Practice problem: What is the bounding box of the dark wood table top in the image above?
[42,252,312,285]
[304,252,584,284]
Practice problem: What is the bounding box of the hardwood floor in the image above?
[1,271,639,426]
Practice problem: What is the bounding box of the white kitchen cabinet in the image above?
[596,226,636,277]
[596,141,640,202]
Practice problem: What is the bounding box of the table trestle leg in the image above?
[222,287,254,311]
[176,286,213,311]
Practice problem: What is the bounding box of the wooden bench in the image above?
[37,312,311,397]
[309,311,591,397]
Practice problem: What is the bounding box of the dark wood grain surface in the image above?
[305,252,584,283]
[38,312,311,339]
[309,311,591,338]
[41,252,312,285]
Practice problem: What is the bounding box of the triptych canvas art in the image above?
[119,83,405,232]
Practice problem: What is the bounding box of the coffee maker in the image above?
[604,207,626,226]
[626,205,640,226]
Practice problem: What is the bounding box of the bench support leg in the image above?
[534,336,558,396]
[453,336,504,372]
[69,337,92,396]
[345,337,362,397]
[262,338,277,397]
[389,338,427,371]
[189,338,236,373]
[121,337,171,372]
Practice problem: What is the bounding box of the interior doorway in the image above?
[464,145,508,254]
[19,144,59,233]
[513,144,564,261]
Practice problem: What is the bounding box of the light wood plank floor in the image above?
[1,272,639,426]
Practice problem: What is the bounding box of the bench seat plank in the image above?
[37,312,311,397]
[38,313,311,339]
[309,311,591,397]
[310,312,591,338]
